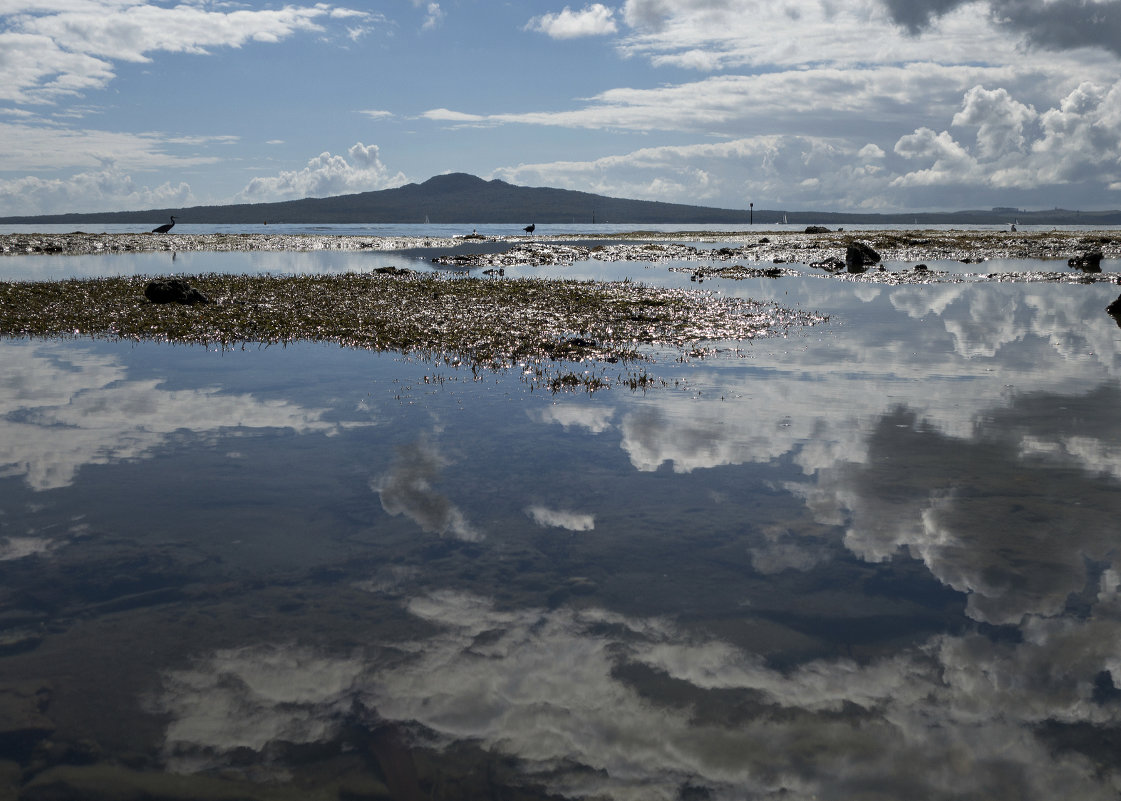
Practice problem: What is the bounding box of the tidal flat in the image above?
[2,227,1119,262]
[2,229,1117,384]
[0,271,825,392]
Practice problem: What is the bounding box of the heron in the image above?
[524,223,535,235]
[152,216,176,233]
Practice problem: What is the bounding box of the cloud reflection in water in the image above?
[525,504,595,531]
[0,342,339,492]
[371,434,482,541]
[568,283,1121,624]
[12,277,1121,798]
[157,587,1121,799]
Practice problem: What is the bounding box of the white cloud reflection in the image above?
[0,342,338,492]
[155,643,365,773]
[525,504,595,531]
[0,535,56,560]
[591,282,1121,625]
[157,586,1121,799]
[529,402,616,433]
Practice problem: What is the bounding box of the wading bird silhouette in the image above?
[152,216,176,233]
[524,223,535,234]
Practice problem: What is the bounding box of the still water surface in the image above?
[1,249,1121,799]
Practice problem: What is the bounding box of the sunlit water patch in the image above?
[0,248,428,282]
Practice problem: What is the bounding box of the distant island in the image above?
[3,172,1121,226]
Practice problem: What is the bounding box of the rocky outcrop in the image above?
[1069,251,1104,272]
[845,242,881,273]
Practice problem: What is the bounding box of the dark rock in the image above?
[804,226,831,234]
[1107,293,1121,317]
[845,242,880,273]
[914,264,929,271]
[143,278,209,305]
[1069,251,1104,272]
[373,266,414,275]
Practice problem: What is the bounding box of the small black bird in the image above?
[152,216,176,233]
[524,223,535,234]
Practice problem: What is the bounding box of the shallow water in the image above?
[2,245,1118,284]
[2,253,1121,799]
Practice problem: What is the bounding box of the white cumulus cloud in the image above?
[892,81,1121,198]
[528,4,618,38]
[0,164,193,216]
[0,2,367,104]
[411,0,444,30]
[236,142,407,202]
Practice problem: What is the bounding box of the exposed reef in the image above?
[0,272,826,391]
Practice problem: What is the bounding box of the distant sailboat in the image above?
[782,213,788,224]
[424,215,430,224]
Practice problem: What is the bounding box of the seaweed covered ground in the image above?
[4,228,1118,389]
[0,272,825,391]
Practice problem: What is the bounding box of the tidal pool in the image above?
[1,253,1121,800]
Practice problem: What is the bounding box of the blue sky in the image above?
[3,0,1121,216]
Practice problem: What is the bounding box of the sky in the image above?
[3,0,1121,216]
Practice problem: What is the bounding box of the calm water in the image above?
[2,248,1121,799]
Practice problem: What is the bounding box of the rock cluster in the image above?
[143,278,210,305]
